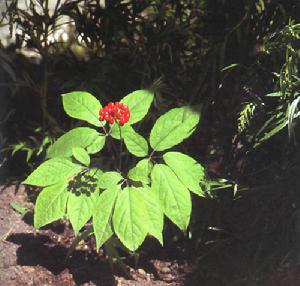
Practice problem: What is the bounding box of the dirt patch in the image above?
[0,184,193,286]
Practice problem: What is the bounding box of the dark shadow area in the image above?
[185,179,300,286]
[6,233,116,286]
[22,211,33,226]
[22,211,64,235]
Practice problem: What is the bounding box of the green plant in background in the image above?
[9,127,54,163]
[0,49,16,169]
[22,89,205,252]
[2,0,76,126]
[236,21,300,148]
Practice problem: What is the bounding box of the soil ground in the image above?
[2,184,300,286]
[0,184,194,286]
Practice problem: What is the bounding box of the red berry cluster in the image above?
[99,102,130,126]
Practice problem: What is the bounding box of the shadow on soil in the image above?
[6,233,115,286]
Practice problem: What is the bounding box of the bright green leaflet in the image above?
[23,158,83,187]
[110,124,133,140]
[151,164,191,230]
[85,168,103,191]
[111,125,148,156]
[34,181,69,228]
[86,134,106,154]
[113,187,149,251]
[128,166,149,184]
[150,106,200,151]
[123,129,148,157]
[136,159,153,174]
[62,91,102,127]
[141,186,164,244]
[98,171,123,189]
[67,190,98,235]
[47,127,102,158]
[163,152,205,196]
[120,90,154,125]
[128,159,153,184]
[72,147,90,166]
[93,187,119,250]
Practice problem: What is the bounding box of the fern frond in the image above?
[238,102,257,133]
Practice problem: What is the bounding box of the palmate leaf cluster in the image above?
[23,90,204,251]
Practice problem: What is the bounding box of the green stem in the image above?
[118,124,123,172]
[101,125,118,168]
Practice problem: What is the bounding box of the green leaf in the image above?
[47,127,101,158]
[111,125,148,157]
[150,106,200,151]
[264,91,281,97]
[254,115,288,148]
[34,181,69,228]
[113,187,148,251]
[128,166,149,184]
[10,202,29,215]
[37,136,51,156]
[151,164,191,230]
[221,63,239,72]
[93,187,119,251]
[124,129,148,157]
[24,148,33,162]
[62,91,101,127]
[23,158,83,187]
[99,171,123,189]
[67,189,98,235]
[163,152,205,196]
[120,90,154,125]
[11,142,25,156]
[136,159,153,175]
[128,159,153,184]
[141,186,164,244]
[86,134,106,154]
[85,168,103,192]
[110,124,132,140]
[72,147,90,166]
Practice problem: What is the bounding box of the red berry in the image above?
[107,102,114,108]
[99,108,105,121]
[99,101,129,126]
[107,116,114,124]
[115,111,122,120]
[107,102,116,114]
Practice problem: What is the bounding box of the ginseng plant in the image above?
[23,90,205,252]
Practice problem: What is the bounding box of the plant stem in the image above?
[118,125,123,171]
[101,125,108,136]
[149,149,155,160]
